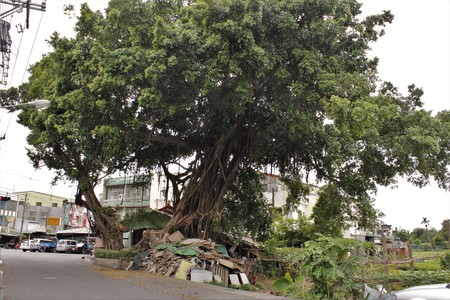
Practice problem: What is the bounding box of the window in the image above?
[52,203,58,207]
[29,211,36,221]
[19,201,24,206]
[36,202,42,206]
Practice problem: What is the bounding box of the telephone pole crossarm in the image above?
[0,0,46,20]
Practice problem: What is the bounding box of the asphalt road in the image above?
[0,249,289,300]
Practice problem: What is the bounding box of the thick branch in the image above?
[132,133,192,148]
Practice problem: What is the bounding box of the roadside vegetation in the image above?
[92,217,449,299]
[249,218,450,299]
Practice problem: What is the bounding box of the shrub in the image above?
[94,248,138,260]
[397,261,441,271]
[440,252,450,270]
[362,271,450,290]
[279,235,368,299]
[252,259,285,278]
[421,243,433,251]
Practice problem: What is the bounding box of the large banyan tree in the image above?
[5,0,449,243]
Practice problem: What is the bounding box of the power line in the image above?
[20,5,43,84]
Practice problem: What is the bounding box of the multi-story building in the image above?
[14,191,67,235]
[102,172,320,221]
[0,191,70,246]
[101,173,175,219]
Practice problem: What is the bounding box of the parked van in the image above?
[56,239,78,253]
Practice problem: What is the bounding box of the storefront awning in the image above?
[56,227,92,235]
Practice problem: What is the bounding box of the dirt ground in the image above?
[94,268,282,296]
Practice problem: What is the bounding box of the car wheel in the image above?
[22,249,26,252]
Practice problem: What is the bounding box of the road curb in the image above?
[0,259,3,300]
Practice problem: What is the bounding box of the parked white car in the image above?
[392,283,450,300]
[19,240,31,252]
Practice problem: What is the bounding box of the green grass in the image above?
[413,250,447,259]
[393,250,449,272]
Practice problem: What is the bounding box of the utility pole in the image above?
[0,0,46,86]
[18,193,28,245]
[0,0,46,24]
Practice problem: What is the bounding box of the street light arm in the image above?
[0,99,51,141]
[0,99,51,109]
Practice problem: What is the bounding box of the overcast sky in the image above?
[0,0,448,231]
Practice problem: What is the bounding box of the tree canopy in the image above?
[2,0,449,243]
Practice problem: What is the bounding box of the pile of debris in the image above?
[127,230,256,286]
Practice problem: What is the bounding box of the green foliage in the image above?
[440,252,450,270]
[397,261,442,272]
[272,272,293,292]
[312,184,379,237]
[421,243,433,251]
[121,209,170,230]
[279,175,311,212]
[392,228,410,242]
[440,219,450,241]
[263,211,315,249]
[217,169,271,240]
[410,227,439,243]
[233,284,256,291]
[282,236,369,299]
[272,273,316,300]
[252,259,285,279]
[413,250,446,259]
[94,248,138,260]
[255,281,266,290]
[363,271,450,290]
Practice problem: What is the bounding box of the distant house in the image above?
[261,173,319,219]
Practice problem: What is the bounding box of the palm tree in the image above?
[421,217,430,229]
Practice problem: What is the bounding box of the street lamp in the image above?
[1,99,51,243]
[0,99,51,109]
[0,99,51,140]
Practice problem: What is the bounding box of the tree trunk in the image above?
[81,182,124,250]
[163,132,247,239]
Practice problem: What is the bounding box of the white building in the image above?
[101,173,175,219]
[261,173,319,219]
